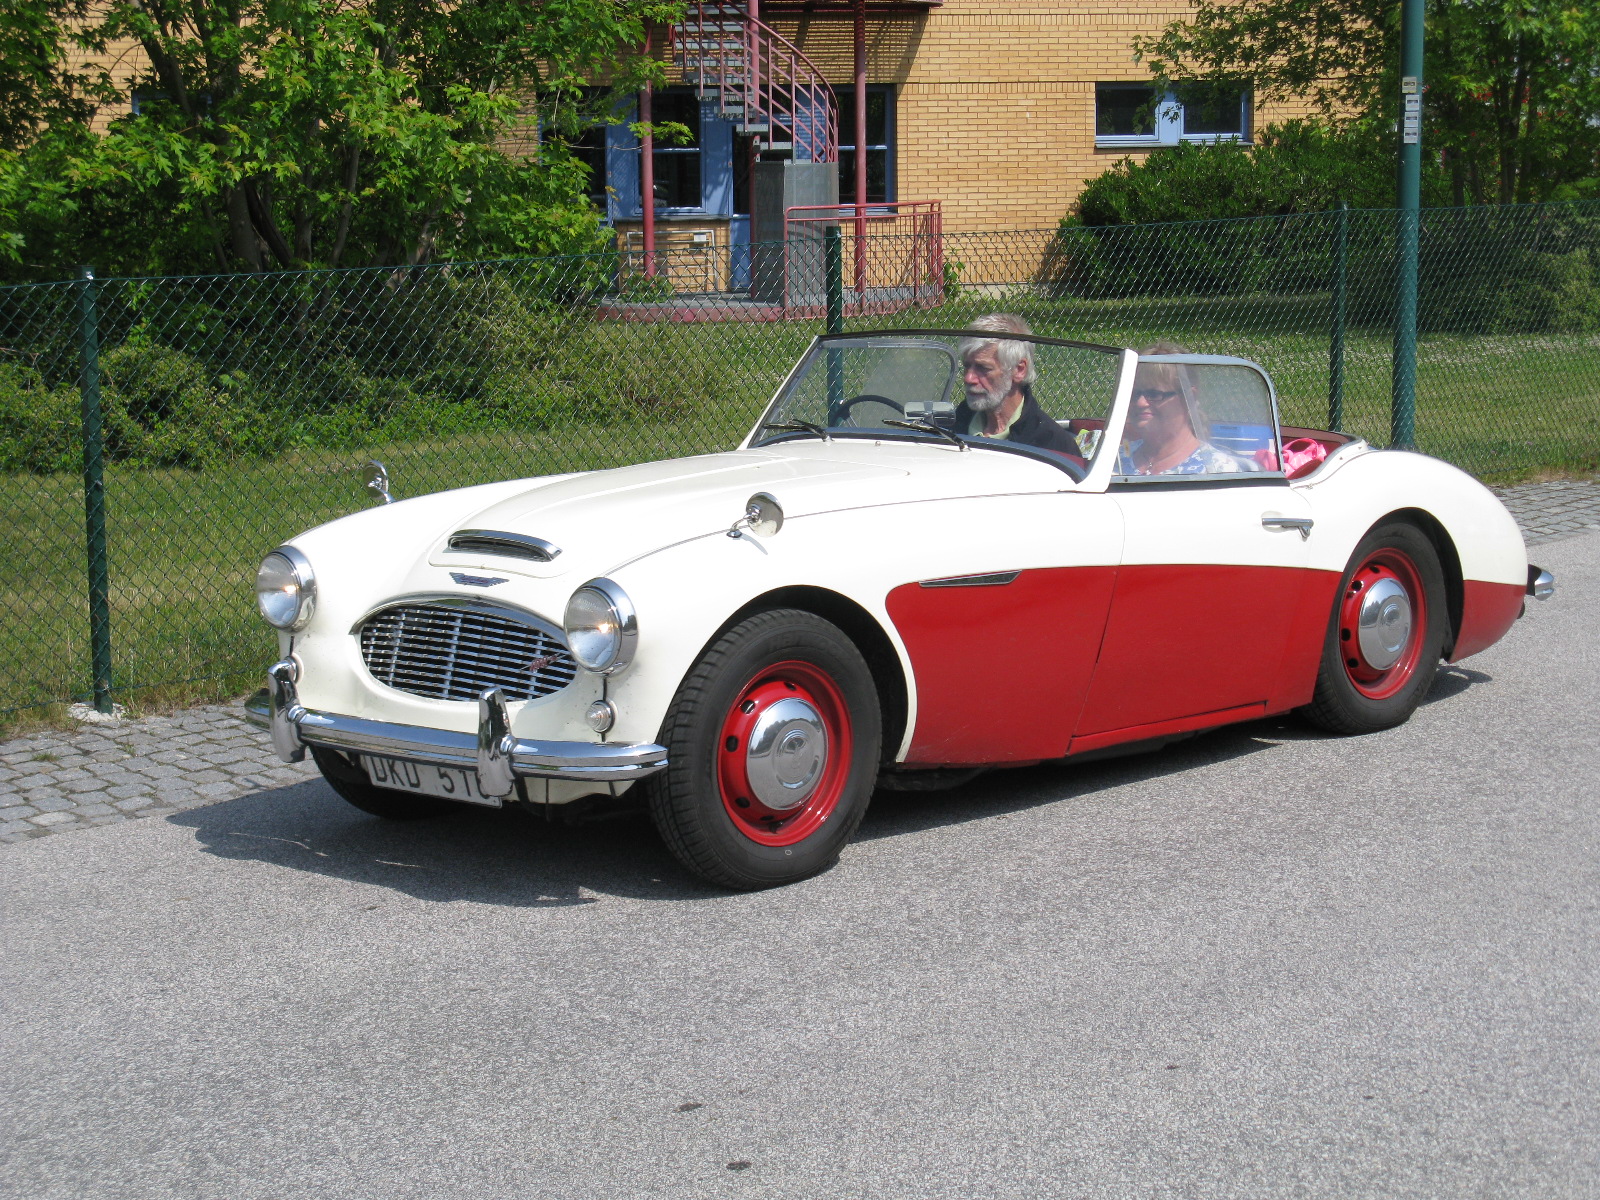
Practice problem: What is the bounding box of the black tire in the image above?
[1300,521,1447,735]
[643,609,882,890]
[311,745,459,819]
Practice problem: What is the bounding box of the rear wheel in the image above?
[311,746,458,819]
[1300,522,1446,735]
[644,609,882,890]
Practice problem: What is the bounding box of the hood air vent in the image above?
[447,530,562,563]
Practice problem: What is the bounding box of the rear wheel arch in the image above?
[1380,508,1463,658]
[714,586,909,764]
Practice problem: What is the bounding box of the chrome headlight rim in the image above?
[563,577,637,675]
[256,544,317,632]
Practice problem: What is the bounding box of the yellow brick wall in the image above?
[72,3,1321,233]
[776,1,1312,234]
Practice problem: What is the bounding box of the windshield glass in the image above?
[751,331,1125,476]
[1114,356,1283,479]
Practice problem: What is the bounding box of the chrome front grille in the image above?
[358,600,577,703]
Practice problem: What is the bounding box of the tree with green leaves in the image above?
[0,0,682,277]
[1135,0,1600,206]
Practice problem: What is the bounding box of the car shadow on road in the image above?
[166,780,722,907]
[857,721,1281,842]
[1421,664,1492,705]
[170,675,1494,905]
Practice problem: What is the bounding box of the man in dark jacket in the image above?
[950,314,1085,463]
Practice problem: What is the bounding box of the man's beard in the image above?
[965,375,1010,413]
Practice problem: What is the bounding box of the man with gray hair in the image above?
[951,313,1084,460]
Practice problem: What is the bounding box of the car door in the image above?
[1072,355,1318,748]
[886,490,1126,767]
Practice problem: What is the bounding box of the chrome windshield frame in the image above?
[740,329,1130,475]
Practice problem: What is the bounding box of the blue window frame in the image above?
[606,89,735,220]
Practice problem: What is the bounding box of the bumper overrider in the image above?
[244,660,667,798]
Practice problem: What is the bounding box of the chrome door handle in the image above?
[1262,515,1313,539]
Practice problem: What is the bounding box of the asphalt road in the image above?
[4,534,1597,1200]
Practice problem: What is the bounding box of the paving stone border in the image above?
[0,706,318,844]
[1492,479,1600,546]
[3,479,1596,846]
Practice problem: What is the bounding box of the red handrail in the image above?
[673,3,838,163]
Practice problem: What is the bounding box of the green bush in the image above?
[1073,121,1449,227]
[0,361,80,473]
[1348,203,1600,334]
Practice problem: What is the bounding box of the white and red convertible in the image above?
[246,330,1552,888]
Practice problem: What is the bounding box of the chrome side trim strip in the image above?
[448,530,561,562]
[920,571,1020,588]
[243,687,667,782]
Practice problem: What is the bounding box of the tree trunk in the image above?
[243,178,295,268]
[226,186,264,270]
[328,145,362,268]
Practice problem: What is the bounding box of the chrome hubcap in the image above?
[745,696,827,811]
[1357,576,1412,670]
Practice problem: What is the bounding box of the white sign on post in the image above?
[1401,76,1421,145]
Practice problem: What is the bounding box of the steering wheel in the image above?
[836,394,905,428]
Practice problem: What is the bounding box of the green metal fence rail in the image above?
[3,200,1598,719]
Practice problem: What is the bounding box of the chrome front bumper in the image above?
[243,660,667,796]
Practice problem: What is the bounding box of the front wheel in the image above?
[644,609,882,890]
[1300,522,1447,735]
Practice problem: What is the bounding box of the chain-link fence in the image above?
[3,200,1598,721]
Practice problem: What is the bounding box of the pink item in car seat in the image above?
[1281,437,1328,478]
[1255,438,1328,476]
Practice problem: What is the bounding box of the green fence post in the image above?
[75,266,114,714]
[1391,0,1424,449]
[1328,202,1348,431]
[824,224,844,334]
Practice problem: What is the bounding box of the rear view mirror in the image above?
[363,460,393,506]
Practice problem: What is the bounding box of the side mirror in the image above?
[363,460,393,506]
[728,492,784,540]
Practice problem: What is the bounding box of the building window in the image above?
[836,86,896,204]
[568,125,609,209]
[648,90,702,211]
[1095,82,1250,149]
[1096,83,1159,139]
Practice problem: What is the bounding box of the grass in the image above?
[5,287,1597,734]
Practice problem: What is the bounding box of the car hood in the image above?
[425,441,1065,582]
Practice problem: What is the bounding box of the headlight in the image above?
[255,546,317,631]
[563,578,637,674]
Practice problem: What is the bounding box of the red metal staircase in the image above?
[671,2,838,163]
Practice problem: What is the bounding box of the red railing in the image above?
[673,2,838,163]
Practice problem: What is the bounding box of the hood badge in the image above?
[451,572,508,588]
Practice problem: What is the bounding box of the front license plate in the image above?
[360,755,503,807]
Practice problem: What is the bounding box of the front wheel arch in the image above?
[703,585,908,765]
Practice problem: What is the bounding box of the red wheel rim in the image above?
[1338,547,1427,701]
[716,660,853,847]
